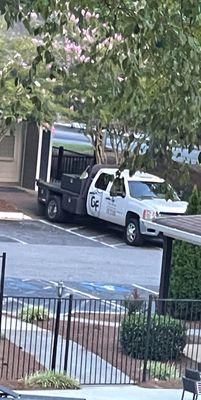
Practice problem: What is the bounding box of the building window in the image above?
[0,129,15,160]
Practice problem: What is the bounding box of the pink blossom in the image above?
[85,11,92,19]
[30,12,37,20]
[69,14,76,22]
[84,57,90,63]
[80,54,86,62]
[117,76,124,82]
[32,38,44,46]
[91,28,97,35]
[21,62,28,68]
[114,33,123,42]
[46,63,52,70]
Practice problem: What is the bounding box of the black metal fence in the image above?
[0,295,201,384]
[51,146,95,180]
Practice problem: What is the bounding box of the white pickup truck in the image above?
[37,164,188,246]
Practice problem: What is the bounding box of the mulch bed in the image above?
[36,317,183,388]
[0,199,18,212]
[0,338,42,389]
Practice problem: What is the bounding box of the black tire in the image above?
[37,201,45,216]
[125,218,144,246]
[46,196,66,222]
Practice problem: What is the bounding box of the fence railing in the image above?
[51,146,95,180]
[0,295,201,384]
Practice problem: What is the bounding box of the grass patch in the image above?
[52,140,93,154]
[25,371,80,389]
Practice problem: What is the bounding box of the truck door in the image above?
[86,172,113,218]
[100,177,126,225]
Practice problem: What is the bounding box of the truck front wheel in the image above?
[46,196,65,222]
[125,218,144,246]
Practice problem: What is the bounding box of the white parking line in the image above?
[50,281,125,311]
[49,280,100,300]
[39,219,117,248]
[1,235,28,245]
[132,283,158,295]
[89,233,111,239]
[112,242,127,247]
[68,226,85,231]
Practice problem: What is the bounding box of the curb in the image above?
[0,212,32,221]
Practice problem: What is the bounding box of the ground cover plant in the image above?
[20,305,49,323]
[24,371,80,389]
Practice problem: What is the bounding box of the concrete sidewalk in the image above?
[2,315,131,384]
[0,185,38,218]
[19,386,188,400]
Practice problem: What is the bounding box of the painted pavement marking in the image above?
[39,219,116,248]
[132,283,158,295]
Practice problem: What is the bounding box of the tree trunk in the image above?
[94,127,107,164]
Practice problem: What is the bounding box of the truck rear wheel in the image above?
[46,196,66,222]
[125,218,144,246]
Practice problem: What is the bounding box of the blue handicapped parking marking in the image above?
[80,281,132,296]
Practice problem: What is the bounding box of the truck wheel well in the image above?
[126,212,139,224]
[48,191,61,200]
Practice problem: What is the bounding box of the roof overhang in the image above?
[144,215,201,246]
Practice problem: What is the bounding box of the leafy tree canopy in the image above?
[0,1,201,169]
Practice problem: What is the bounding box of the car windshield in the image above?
[128,181,180,201]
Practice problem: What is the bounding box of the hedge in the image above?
[120,313,186,361]
[169,186,201,319]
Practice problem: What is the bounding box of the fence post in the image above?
[56,146,64,180]
[51,282,63,371]
[142,295,153,382]
[63,294,73,373]
[0,253,6,338]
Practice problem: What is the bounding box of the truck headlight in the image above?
[143,209,157,220]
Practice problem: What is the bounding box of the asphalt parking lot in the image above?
[0,219,162,300]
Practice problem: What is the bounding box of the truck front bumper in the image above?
[140,219,160,237]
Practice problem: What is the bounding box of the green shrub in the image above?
[120,313,186,361]
[171,241,201,299]
[20,305,49,323]
[24,371,80,389]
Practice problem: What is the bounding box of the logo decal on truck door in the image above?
[88,191,103,217]
[91,196,99,211]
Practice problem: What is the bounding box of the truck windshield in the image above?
[128,181,180,201]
